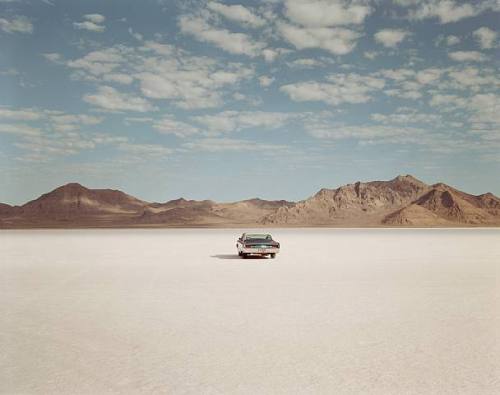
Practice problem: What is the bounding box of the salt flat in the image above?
[1,229,499,394]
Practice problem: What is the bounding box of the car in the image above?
[236,233,280,259]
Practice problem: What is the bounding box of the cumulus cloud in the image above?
[448,51,487,62]
[284,0,372,27]
[306,123,426,145]
[193,111,296,134]
[73,14,106,32]
[0,123,41,137]
[43,52,63,63]
[153,117,199,138]
[135,57,254,109]
[83,14,105,24]
[0,106,131,162]
[178,14,266,57]
[371,110,441,125]
[407,0,498,24]
[435,34,461,46]
[281,73,385,106]
[258,75,275,87]
[117,142,172,157]
[83,86,156,112]
[261,47,290,62]
[60,40,255,110]
[66,47,128,77]
[415,68,444,84]
[103,73,134,85]
[207,2,265,28]
[447,67,499,90]
[183,138,287,152]
[0,107,43,121]
[473,27,497,49]
[0,15,33,34]
[288,58,326,68]
[278,22,361,55]
[374,29,408,48]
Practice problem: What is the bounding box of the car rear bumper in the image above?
[241,247,279,255]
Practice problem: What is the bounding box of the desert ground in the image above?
[1,229,499,394]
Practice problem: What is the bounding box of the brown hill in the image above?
[1,176,498,227]
[383,183,500,226]
[262,175,430,226]
[0,203,15,216]
[138,198,295,226]
[20,183,147,218]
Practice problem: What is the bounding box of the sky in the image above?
[0,0,499,205]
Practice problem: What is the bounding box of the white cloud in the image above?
[194,111,296,134]
[207,2,265,28]
[284,0,372,27]
[371,111,441,125]
[288,58,325,68]
[0,108,42,121]
[467,93,500,128]
[429,93,466,108]
[259,75,275,87]
[66,47,126,76]
[0,107,131,162]
[136,59,253,109]
[473,27,497,49]
[83,14,105,24]
[278,22,361,55]
[73,14,106,32]
[117,142,172,157]
[306,123,426,145]
[50,114,102,126]
[415,68,443,84]
[0,123,41,136]
[43,52,63,63]
[374,29,408,48]
[363,51,379,60]
[281,73,385,106]
[103,73,134,84]
[448,51,487,62]
[83,86,156,112]
[73,21,105,32]
[63,41,255,110]
[153,117,199,138]
[408,0,497,23]
[445,35,460,46]
[447,67,499,90]
[183,138,287,152]
[378,68,415,81]
[262,47,290,62]
[128,27,143,41]
[178,14,266,57]
[0,15,33,34]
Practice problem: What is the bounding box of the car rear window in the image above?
[246,234,271,240]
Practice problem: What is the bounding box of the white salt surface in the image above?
[1,229,499,394]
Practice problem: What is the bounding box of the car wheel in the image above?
[238,250,242,256]
[241,253,248,259]
[270,253,276,259]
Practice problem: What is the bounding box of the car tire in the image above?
[238,250,242,256]
[241,253,248,259]
[270,253,276,259]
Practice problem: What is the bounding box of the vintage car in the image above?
[236,233,280,259]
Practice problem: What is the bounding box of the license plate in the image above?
[258,248,266,253]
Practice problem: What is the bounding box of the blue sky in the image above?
[0,0,498,204]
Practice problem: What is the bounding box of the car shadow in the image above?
[211,254,268,260]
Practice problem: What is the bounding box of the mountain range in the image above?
[1,175,499,228]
